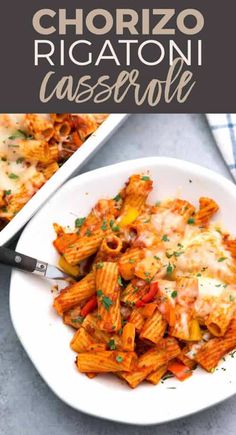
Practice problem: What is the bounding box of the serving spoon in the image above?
[0,246,73,281]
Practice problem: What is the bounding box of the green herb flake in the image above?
[16,157,25,164]
[85,229,92,237]
[118,276,123,287]
[101,295,113,311]
[75,217,86,228]
[8,130,27,140]
[174,251,184,257]
[218,257,227,262]
[96,262,104,270]
[113,194,121,202]
[111,224,120,232]
[97,289,103,297]
[71,316,84,324]
[132,286,139,294]
[129,258,135,264]
[116,355,123,363]
[8,173,19,180]
[162,234,169,242]
[166,263,173,274]
[187,217,195,225]
[229,294,235,302]
[101,220,107,231]
[196,273,202,277]
[108,339,116,350]
[171,290,178,298]
[4,189,11,196]
[154,255,160,261]
[141,176,150,181]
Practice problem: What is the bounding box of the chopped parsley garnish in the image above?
[229,294,235,302]
[96,262,104,269]
[162,234,169,242]
[132,286,139,294]
[101,220,107,231]
[113,194,121,202]
[8,130,27,140]
[111,224,120,232]
[118,276,124,287]
[144,271,150,277]
[8,173,19,180]
[129,258,135,264]
[154,255,160,261]
[174,251,184,257]
[166,263,173,274]
[187,217,195,224]
[75,217,86,228]
[71,316,84,324]
[218,257,227,262]
[171,290,178,298]
[141,176,150,181]
[16,157,25,164]
[109,219,120,232]
[196,273,202,277]
[97,289,113,311]
[4,190,11,196]
[85,229,92,237]
[116,355,123,363]
[177,243,184,248]
[108,339,116,350]
[101,295,113,311]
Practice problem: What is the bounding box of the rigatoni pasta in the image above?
[51,173,236,388]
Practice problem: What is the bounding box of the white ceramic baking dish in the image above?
[0,114,128,246]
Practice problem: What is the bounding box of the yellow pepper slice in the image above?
[119,206,139,227]
[58,255,80,278]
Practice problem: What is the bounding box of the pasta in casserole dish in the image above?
[52,174,236,388]
[0,113,108,230]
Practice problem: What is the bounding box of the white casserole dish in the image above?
[0,114,128,246]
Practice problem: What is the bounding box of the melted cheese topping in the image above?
[0,115,39,193]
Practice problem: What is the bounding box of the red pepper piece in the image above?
[80,296,97,317]
[136,281,159,307]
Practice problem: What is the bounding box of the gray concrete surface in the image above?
[1,114,235,435]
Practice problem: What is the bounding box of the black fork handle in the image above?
[0,246,37,272]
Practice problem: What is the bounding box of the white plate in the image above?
[10,157,236,425]
[0,114,128,246]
